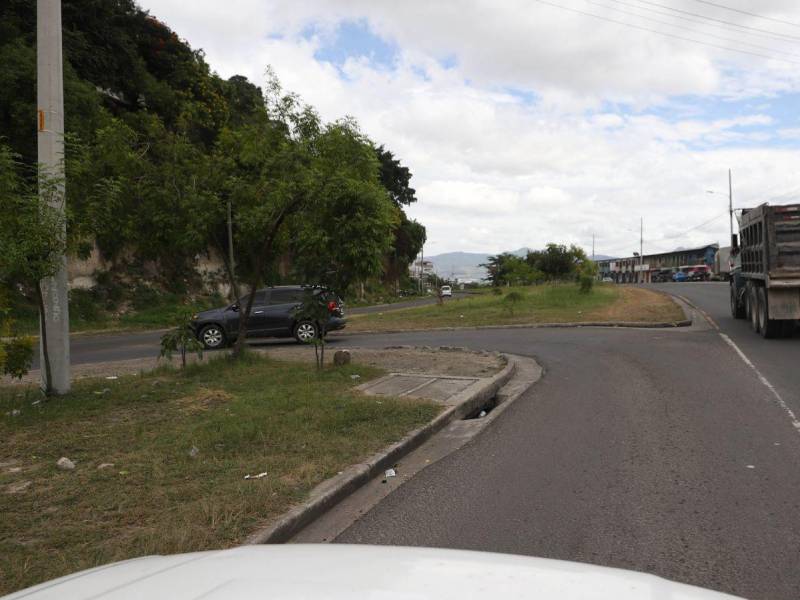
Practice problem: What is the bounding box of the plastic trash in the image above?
[188,446,200,458]
[350,374,361,380]
[244,471,268,480]
[478,410,487,418]
[384,468,396,478]
[105,376,118,380]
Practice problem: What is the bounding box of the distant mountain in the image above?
[592,254,617,261]
[426,247,532,282]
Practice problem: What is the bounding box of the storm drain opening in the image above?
[463,395,498,420]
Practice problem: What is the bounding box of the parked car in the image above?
[191,285,345,349]
[672,271,688,282]
[440,285,452,297]
[601,277,614,283]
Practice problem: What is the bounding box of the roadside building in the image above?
[594,244,719,283]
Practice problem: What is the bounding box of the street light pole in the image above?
[37,0,70,394]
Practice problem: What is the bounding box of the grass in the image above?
[9,293,222,336]
[0,354,440,594]
[345,283,684,332]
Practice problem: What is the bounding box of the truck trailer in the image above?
[730,203,800,337]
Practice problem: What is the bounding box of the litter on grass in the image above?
[244,471,268,480]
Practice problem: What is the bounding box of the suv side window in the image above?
[269,288,303,305]
[240,291,267,306]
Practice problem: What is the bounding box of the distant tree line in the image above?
[481,244,594,286]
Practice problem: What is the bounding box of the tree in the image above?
[291,121,397,294]
[207,77,327,358]
[159,308,203,368]
[0,144,66,394]
[375,147,424,291]
[525,244,588,281]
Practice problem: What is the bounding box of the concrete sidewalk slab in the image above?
[358,373,479,402]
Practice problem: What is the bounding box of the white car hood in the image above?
[3,544,741,600]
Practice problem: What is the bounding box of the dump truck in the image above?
[730,203,800,337]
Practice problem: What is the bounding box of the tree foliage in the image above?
[483,244,590,286]
[0,144,66,392]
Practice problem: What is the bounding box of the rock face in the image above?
[56,457,75,471]
[333,350,352,366]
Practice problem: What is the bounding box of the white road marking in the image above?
[675,290,800,436]
[718,332,800,433]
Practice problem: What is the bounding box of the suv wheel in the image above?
[294,321,318,343]
[199,324,227,349]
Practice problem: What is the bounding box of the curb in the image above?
[335,318,691,337]
[243,356,517,545]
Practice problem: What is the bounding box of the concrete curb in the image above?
[335,318,691,338]
[243,357,517,545]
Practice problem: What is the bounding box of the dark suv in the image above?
[191,285,346,349]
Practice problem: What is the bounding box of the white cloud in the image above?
[140,0,800,256]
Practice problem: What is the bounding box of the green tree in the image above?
[291,121,397,294]
[0,144,66,394]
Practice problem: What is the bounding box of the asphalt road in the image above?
[34,283,800,598]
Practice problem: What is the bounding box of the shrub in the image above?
[69,289,101,321]
[3,336,34,379]
[159,309,204,369]
[492,287,503,296]
[502,290,526,315]
[578,275,594,294]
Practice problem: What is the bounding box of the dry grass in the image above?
[0,355,440,595]
[344,284,684,333]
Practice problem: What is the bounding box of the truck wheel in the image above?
[749,286,760,333]
[730,284,745,319]
[758,287,781,339]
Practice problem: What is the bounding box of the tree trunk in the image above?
[35,281,54,395]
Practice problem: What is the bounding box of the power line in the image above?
[629,0,800,42]
[531,0,800,65]
[583,0,800,58]
[691,0,800,29]
[663,212,727,238]
[603,0,800,46]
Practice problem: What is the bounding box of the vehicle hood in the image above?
[194,307,227,320]
[2,545,740,599]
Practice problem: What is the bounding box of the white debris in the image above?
[384,468,396,478]
[350,374,361,380]
[105,376,118,380]
[10,409,21,417]
[188,446,200,459]
[244,471,268,480]
[746,464,755,469]
[56,457,75,471]
[97,463,115,470]
[478,410,487,418]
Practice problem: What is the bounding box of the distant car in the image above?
[672,272,688,282]
[190,285,345,349]
[440,285,452,297]
[601,277,614,283]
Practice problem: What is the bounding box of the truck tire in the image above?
[749,285,760,333]
[730,284,745,319]
[757,287,782,339]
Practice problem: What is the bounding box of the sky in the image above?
[141,0,800,258]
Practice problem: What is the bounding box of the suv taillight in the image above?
[327,300,337,312]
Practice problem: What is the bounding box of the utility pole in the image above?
[226,201,235,271]
[639,217,644,284]
[37,0,70,394]
[728,168,734,245]
[592,233,595,261]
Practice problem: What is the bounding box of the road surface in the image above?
[31,284,800,598]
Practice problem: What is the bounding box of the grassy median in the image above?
[0,354,440,595]
[345,284,684,332]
